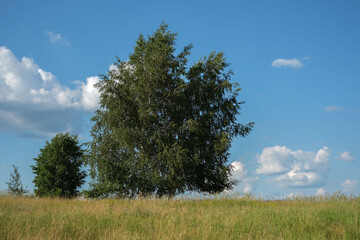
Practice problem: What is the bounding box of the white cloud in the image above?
[271,58,303,68]
[256,146,330,188]
[287,193,296,198]
[109,64,119,74]
[287,192,304,199]
[272,165,323,187]
[256,146,293,175]
[325,106,344,112]
[81,76,100,111]
[45,30,70,46]
[315,188,326,196]
[38,69,54,82]
[0,46,99,137]
[227,161,258,194]
[230,161,248,180]
[341,179,358,194]
[339,151,355,162]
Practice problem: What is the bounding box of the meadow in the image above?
[0,193,359,239]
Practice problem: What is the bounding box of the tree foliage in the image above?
[32,133,86,198]
[6,165,29,196]
[86,24,254,198]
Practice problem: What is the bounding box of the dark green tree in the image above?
[86,24,253,198]
[32,133,86,198]
[6,165,29,196]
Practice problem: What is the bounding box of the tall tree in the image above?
[86,24,253,198]
[6,165,29,196]
[32,133,86,198]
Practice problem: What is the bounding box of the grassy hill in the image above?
[1,194,359,239]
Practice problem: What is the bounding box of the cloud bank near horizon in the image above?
[229,161,258,194]
[0,46,100,137]
[256,146,331,188]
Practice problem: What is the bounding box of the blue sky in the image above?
[1,0,359,198]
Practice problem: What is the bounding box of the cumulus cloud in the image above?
[256,146,330,188]
[325,106,344,112]
[0,46,100,137]
[230,161,248,180]
[339,151,355,162]
[256,146,292,175]
[81,76,101,111]
[227,161,258,194]
[341,179,358,194]
[45,30,70,46]
[271,58,303,68]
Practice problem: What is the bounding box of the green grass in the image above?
[1,194,359,239]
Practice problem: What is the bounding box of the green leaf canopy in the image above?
[86,24,253,198]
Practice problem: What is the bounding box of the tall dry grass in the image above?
[0,193,359,239]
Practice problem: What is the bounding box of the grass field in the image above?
[0,194,359,239]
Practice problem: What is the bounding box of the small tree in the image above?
[32,133,86,198]
[6,165,29,196]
